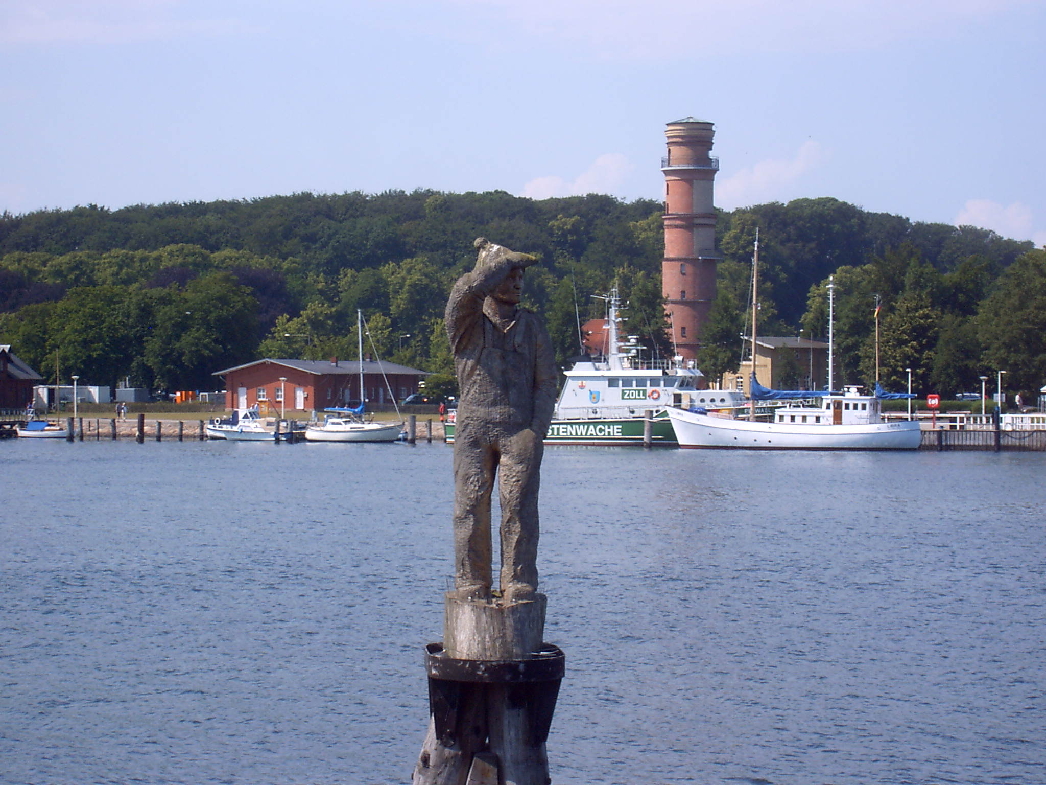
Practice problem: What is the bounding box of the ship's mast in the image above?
[749,229,759,420]
[827,276,835,392]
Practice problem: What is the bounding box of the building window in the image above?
[680,263,686,276]
[680,326,687,338]
[275,386,284,402]
[257,387,267,401]
[680,290,686,300]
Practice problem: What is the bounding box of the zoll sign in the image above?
[927,394,940,409]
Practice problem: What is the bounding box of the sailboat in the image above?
[667,236,922,450]
[304,311,405,443]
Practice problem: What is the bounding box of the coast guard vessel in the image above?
[445,289,745,446]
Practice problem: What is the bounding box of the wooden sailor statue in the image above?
[413,239,564,785]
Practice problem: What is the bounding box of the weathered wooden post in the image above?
[178,421,184,442]
[78,417,84,441]
[426,419,433,443]
[274,418,282,443]
[66,417,75,442]
[198,419,206,441]
[409,414,418,444]
[413,239,563,785]
[110,418,117,440]
[155,421,162,441]
[136,412,145,443]
[643,408,653,448]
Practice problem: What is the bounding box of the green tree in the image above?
[46,286,134,390]
[977,249,1046,395]
[145,273,258,391]
[696,288,744,387]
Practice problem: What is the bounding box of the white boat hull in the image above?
[667,408,921,450]
[304,422,403,443]
[17,425,69,438]
[205,425,276,441]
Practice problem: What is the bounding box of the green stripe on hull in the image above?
[444,417,678,446]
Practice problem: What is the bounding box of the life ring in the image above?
[648,389,660,400]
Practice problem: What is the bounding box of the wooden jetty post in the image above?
[155,421,162,441]
[78,417,84,441]
[409,414,418,444]
[198,420,206,441]
[110,418,117,440]
[178,421,184,442]
[643,408,653,448]
[136,413,145,443]
[413,594,563,785]
[426,419,433,443]
[66,417,74,442]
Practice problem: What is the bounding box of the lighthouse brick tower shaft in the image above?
[661,118,720,360]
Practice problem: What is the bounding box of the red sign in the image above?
[927,394,940,409]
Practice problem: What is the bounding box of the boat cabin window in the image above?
[801,416,808,423]
[790,415,796,423]
[634,379,647,387]
[815,416,820,423]
[608,378,619,387]
[861,403,867,410]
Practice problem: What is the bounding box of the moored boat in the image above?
[17,419,69,438]
[304,408,404,443]
[668,385,921,450]
[206,405,284,441]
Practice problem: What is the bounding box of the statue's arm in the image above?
[530,323,558,437]
[444,253,518,353]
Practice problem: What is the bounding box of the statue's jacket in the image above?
[445,259,557,437]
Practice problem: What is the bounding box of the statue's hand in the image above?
[507,427,542,457]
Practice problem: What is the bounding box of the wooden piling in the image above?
[414,595,562,785]
[110,418,117,440]
[409,414,417,444]
[426,419,433,443]
[643,409,653,448]
[198,420,206,441]
[66,417,74,442]
[78,417,84,441]
[136,413,145,443]
[178,421,184,442]
[155,421,161,441]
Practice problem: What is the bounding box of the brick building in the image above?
[213,358,428,416]
[0,345,43,412]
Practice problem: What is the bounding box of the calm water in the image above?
[2,439,1044,785]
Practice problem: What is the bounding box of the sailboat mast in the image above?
[358,309,364,407]
[749,228,759,419]
[827,276,835,392]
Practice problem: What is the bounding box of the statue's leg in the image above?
[498,429,542,599]
[452,424,498,596]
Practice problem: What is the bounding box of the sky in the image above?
[1,0,1044,247]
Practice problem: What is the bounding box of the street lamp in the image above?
[997,370,1007,409]
[278,377,287,419]
[980,376,989,416]
[399,334,411,351]
[906,368,912,420]
[72,375,79,421]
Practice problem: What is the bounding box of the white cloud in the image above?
[955,199,1045,246]
[716,141,826,210]
[521,153,633,199]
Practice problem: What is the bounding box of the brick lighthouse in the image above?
[661,118,720,360]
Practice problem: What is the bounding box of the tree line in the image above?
[0,191,1041,401]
